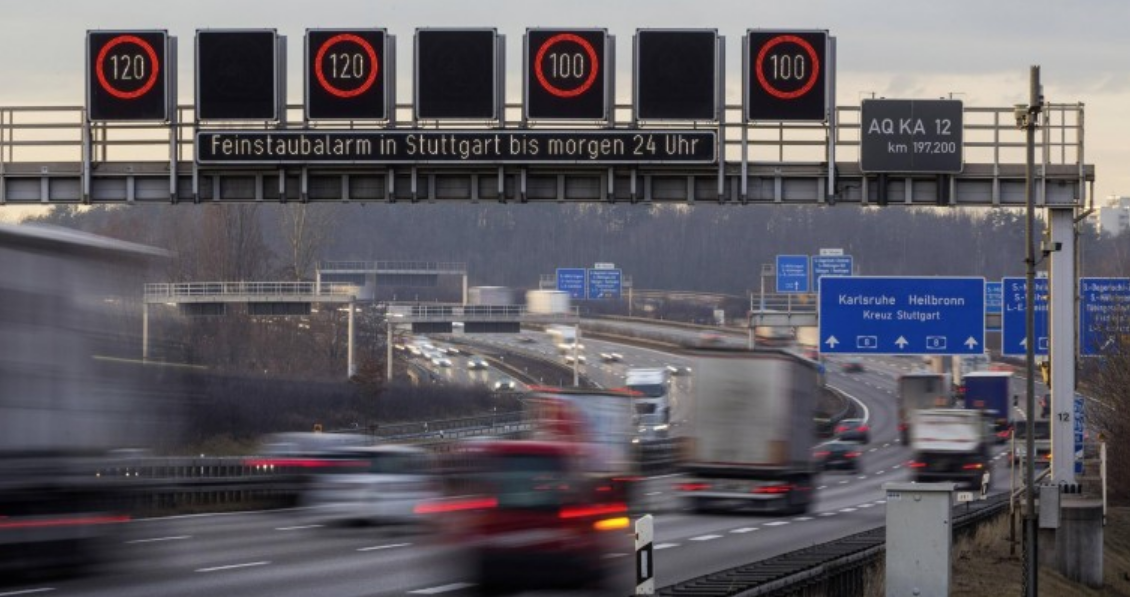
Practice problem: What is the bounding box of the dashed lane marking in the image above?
[839,480,850,485]
[840,508,857,513]
[819,512,836,517]
[409,583,476,595]
[275,524,323,531]
[358,543,412,552]
[877,470,886,475]
[817,486,827,490]
[196,561,271,573]
[730,527,758,534]
[793,517,814,522]
[0,590,56,597]
[655,543,680,550]
[764,521,790,527]
[690,534,723,541]
[126,535,191,544]
[858,503,875,509]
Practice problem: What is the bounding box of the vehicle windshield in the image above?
[1013,420,1051,440]
[483,454,571,509]
[629,384,666,398]
[635,403,658,415]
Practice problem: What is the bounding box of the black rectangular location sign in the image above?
[525,29,609,121]
[196,130,716,165]
[87,30,169,122]
[860,99,964,173]
[306,29,389,121]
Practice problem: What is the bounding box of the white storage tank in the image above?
[526,290,571,314]
[468,286,515,305]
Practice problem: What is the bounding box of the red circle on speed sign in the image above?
[534,33,600,99]
[314,33,380,99]
[95,35,160,100]
[755,35,820,100]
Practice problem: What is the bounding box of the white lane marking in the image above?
[654,543,680,550]
[817,486,828,490]
[126,535,191,544]
[840,508,857,513]
[883,443,891,448]
[275,524,323,531]
[876,499,887,504]
[838,480,850,485]
[602,552,629,559]
[645,491,663,496]
[409,583,476,595]
[827,385,871,426]
[893,464,902,469]
[857,475,868,480]
[357,542,412,552]
[690,534,723,541]
[730,527,758,534]
[764,521,790,527]
[869,448,878,453]
[196,561,271,573]
[877,470,886,475]
[0,590,56,597]
[793,517,814,522]
[819,512,836,517]
[858,503,875,509]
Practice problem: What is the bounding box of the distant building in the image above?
[1097,196,1130,237]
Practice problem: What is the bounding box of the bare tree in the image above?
[280,204,339,281]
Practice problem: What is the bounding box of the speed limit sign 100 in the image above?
[745,30,829,122]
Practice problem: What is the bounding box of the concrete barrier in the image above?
[1055,497,1104,587]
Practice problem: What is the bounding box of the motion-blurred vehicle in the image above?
[963,371,1021,444]
[438,440,630,594]
[516,335,537,343]
[564,353,587,365]
[908,409,991,488]
[813,440,863,472]
[431,356,453,368]
[665,363,692,376]
[303,445,439,527]
[841,360,865,373]
[441,346,461,355]
[626,368,671,440]
[677,349,818,514]
[493,378,517,392]
[599,351,623,363]
[1011,419,1052,467]
[467,356,489,370]
[835,418,871,444]
[802,347,820,361]
[896,372,951,445]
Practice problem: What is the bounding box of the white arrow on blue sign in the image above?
[556,267,587,300]
[1079,277,1130,356]
[1001,277,1049,357]
[818,276,985,355]
[776,255,810,294]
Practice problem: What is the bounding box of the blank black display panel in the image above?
[197,30,278,121]
[416,29,497,120]
[635,30,717,121]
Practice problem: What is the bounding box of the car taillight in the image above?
[677,482,710,492]
[413,497,498,514]
[858,425,870,432]
[846,452,861,458]
[962,463,984,470]
[243,458,366,469]
[558,503,628,520]
[813,451,831,458]
[835,426,847,433]
[997,430,1012,438]
[908,461,927,469]
[752,484,793,495]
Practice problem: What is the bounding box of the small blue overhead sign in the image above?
[587,268,622,299]
[1001,277,1049,357]
[985,281,1003,314]
[556,268,586,300]
[812,255,853,289]
[776,255,810,294]
[819,276,985,355]
[1079,277,1130,356]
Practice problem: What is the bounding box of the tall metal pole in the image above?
[1022,64,1041,597]
[573,324,580,386]
[386,318,394,382]
[347,301,357,379]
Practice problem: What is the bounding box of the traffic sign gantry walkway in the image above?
[0,102,1089,206]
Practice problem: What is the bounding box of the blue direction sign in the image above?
[776,255,810,294]
[556,267,587,300]
[587,268,622,299]
[818,276,985,355]
[1002,277,1049,357]
[1079,277,1130,356]
[812,255,853,290]
[1074,395,1085,475]
[985,281,1003,314]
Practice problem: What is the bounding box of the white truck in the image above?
[909,409,991,488]
[896,372,951,445]
[677,349,818,514]
[625,368,671,440]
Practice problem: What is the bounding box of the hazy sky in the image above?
[1,0,1127,219]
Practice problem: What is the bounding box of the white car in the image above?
[600,352,623,363]
[564,354,588,365]
[666,364,692,376]
[432,357,453,367]
[493,378,517,391]
[467,356,489,370]
[303,445,439,526]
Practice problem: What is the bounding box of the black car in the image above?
[841,360,865,373]
[835,418,871,444]
[813,441,863,472]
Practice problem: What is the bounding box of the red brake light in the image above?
[846,452,862,458]
[813,451,831,458]
[908,461,927,469]
[858,425,869,432]
[243,458,367,469]
[677,482,710,492]
[0,514,130,529]
[559,503,628,520]
[962,463,984,470]
[413,497,498,515]
[835,426,847,433]
[752,484,794,495]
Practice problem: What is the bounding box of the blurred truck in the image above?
[908,409,991,488]
[625,368,672,440]
[468,286,515,305]
[677,349,818,514]
[526,289,571,314]
[962,370,1019,443]
[896,372,951,445]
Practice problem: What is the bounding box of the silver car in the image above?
[303,445,439,526]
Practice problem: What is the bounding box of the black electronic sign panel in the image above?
[525,29,608,121]
[306,29,389,121]
[196,29,279,121]
[415,29,498,120]
[634,29,718,121]
[87,31,169,122]
[860,99,964,173]
[745,30,829,121]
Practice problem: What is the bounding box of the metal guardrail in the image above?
[657,492,1012,597]
[319,260,468,273]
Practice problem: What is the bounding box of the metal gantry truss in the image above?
[0,102,1091,207]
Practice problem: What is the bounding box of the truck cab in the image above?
[908,409,991,488]
[625,368,671,440]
